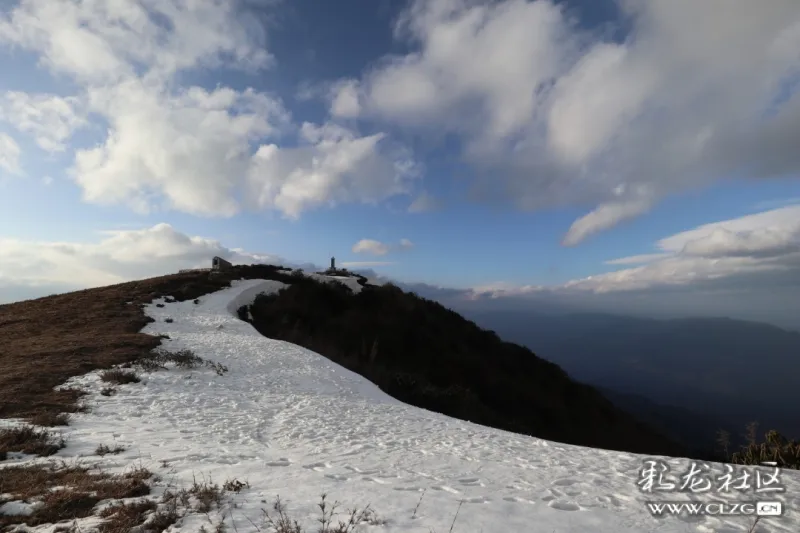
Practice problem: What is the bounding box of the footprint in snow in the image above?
[503,496,536,505]
[548,500,581,512]
[266,458,292,467]
[552,478,579,486]
[303,462,332,471]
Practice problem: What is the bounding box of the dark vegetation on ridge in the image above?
[239,275,685,457]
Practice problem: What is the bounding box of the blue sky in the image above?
[1,0,800,328]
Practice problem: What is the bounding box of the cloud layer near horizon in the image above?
[2,205,798,330]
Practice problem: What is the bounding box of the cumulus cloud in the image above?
[0,223,282,301]
[0,0,273,83]
[352,239,390,256]
[247,122,419,218]
[0,0,418,219]
[339,0,800,243]
[352,237,414,256]
[0,92,87,152]
[329,79,362,118]
[74,81,289,216]
[407,191,441,213]
[0,132,21,174]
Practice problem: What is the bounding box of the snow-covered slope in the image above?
[11,280,800,532]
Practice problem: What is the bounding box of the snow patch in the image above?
[0,500,42,516]
[4,279,797,533]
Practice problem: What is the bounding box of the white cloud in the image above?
[0,0,418,219]
[344,0,800,243]
[0,223,281,299]
[352,239,391,256]
[0,132,21,174]
[463,206,800,300]
[0,0,273,83]
[247,122,419,218]
[565,205,800,293]
[407,191,441,213]
[329,79,361,118]
[352,237,414,256]
[0,92,86,152]
[657,206,800,256]
[74,81,289,216]
[604,253,671,266]
[562,196,653,246]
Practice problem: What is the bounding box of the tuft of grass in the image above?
[95,443,126,456]
[164,317,174,323]
[98,499,157,533]
[0,463,152,528]
[30,411,71,427]
[0,425,65,459]
[156,303,165,308]
[100,387,117,396]
[262,494,385,533]
[223,478,250,493]
[149,498,181,531]
[162,476,227,514]
[135,348,228,376]
[100,368,141,385]
[189,476,225,513]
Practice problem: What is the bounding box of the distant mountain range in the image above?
[461,309,800,452]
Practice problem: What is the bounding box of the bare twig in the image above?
[448,500,464,533]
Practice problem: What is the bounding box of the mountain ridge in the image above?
[0,264,684,459]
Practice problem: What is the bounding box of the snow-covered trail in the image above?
[30,280,800,532]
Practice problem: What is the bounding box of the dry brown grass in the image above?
[0,265,302,531]
[97,499,157,533]
[0,462,153,528]
[0,271,240,424]
[262,494,386,533]
[0,425,65,460]
[29,411,72,427]
[95,444,126,456]
[99,368,141,385]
